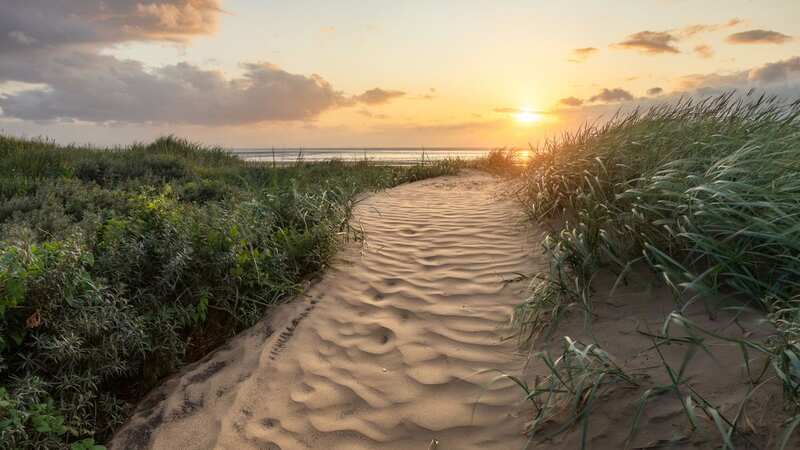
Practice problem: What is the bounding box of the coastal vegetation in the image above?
[502,93,800,448]
[0,135,458,448]
[5,91,800,449]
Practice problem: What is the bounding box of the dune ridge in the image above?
[112,171,539,450]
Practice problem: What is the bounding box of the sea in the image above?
[229,148,491,165]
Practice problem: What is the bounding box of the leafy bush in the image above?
[0,135,460,448]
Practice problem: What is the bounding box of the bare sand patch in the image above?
[518,269,788,449]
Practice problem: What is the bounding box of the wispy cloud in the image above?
[588,88,634,103]
[646,87,664,96]
[551,90,633,110]
[676,18,743,38]
[693,44,714,59]
[612,19,741,56]
[568,47,598,63]
[553,89,634,115]
[613,31,679,54]
[353,88,406,105]
[559,97,584,107]
[726,29,793,45]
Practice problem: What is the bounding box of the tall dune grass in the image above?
[516,92,800,324]
[468,148,525,174]
[509,92,800,446]
[0,135,459,449]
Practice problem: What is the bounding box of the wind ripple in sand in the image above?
[112,171,540,450]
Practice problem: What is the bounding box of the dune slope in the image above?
[112,171,539,450]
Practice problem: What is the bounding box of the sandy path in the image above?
[113,171,538,450]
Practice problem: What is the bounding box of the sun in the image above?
[515,109,541,124]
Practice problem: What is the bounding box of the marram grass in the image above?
[504,92,800,448]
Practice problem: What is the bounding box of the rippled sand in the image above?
[112,171,539,450]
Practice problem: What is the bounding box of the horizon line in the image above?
[228,146,495,151]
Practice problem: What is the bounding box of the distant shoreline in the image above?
[229,147,492,164]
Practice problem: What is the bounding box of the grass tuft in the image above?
[502,337,638,449]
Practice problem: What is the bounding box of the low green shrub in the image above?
[0,135,460,448]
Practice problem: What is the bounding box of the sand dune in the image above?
[112,171,539,450]
[520,269,787,449]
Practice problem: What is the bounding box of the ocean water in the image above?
[229,148,490,165]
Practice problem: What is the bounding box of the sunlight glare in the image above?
[515,109,541,124]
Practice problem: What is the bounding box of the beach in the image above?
[4,2,800,449]
[111,167,793,450]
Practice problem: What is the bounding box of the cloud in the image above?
[0,3,407,125]
[0,1,222,53]
[748,57,800,83]
[588,88,634,103]
[677,72,745,91]
[677,18,742,38]
[611,19,742,56]
[674,57,800,100]
[613,31,679,54]
[693,44,714,59]
[568,47,598,63]
[548,91,631,110]
[8,30,37,46]
[353,88,405,105]
[726,29,792,45]
[559,97,584,107]
[677,57,800,89]
[0,52,395,125]
[646,87,664,96]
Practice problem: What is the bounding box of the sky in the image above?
[1,0,799,148]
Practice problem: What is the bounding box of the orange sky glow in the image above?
[1,0,799,148]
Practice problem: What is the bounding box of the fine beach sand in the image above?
[112,171,541,450]
[111,170,791,450]
[520,269,788,449]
